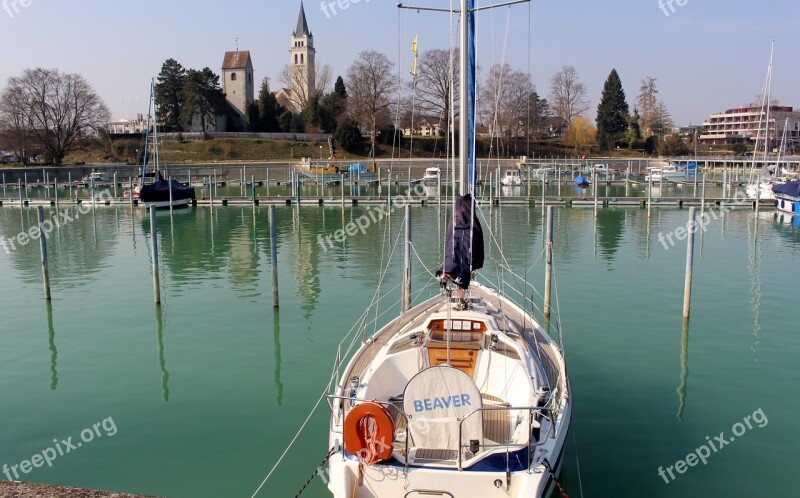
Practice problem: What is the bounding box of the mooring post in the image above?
[700,171,706,217]
[208,175,214,210]
[404,204,412,311]
[252,175,256,204]
[341,173,345,205]
[544,205,554,320]
[37,207,52,300]
[68,172,72,200]
[647,174,653,218]
[150,206,161,305]
[129,176,134,208]
[24,172,28,194]
[2,173,5,198]
[54,176,59,208]
[168,175,174,214]
[18,179,23,208]
[114,172,118,198]
[437,170,441,206]
[683,207,696,319]
[269,205,279,308]
[593,171,599,217]
[541,177,546,218]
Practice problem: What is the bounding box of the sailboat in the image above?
[137,80,196,209]
[746,44,778,202]
[325,2,571,496]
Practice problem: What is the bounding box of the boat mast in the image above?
[141,80,154,184]
[458,0,472,196]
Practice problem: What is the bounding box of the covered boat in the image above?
[139,172,195,209]
[773,180,800,214]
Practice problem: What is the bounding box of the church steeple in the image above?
[294,1,311,37]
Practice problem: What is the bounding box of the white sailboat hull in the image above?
[746,183,775,200]
[327,284,571,498]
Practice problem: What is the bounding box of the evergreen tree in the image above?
[334,120,363,152]
[596,69,630,151]
[256,77,283,132]
[245,102,261,131]
[302,95,321,131]
[181,68,225,132]
[334,76,347,99]
[155,58,186,132]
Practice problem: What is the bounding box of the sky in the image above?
[1,0,798,127]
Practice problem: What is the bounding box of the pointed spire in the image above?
[294,1,311,37]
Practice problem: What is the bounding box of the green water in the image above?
[0,203,797,497]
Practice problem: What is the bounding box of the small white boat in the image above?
[81,171,112,185]
[419,167,441,185]
[645,164,691,183]
[500,169,522,186]
[746,181,775,201]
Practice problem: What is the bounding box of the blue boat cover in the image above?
[772,180,800,197]
[437,195,484,289]
[574,176,589,185]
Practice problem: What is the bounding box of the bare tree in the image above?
[636,76,659,138]
[415,48,459,139]
[0,84,35,164]
[480,64,536,156]
[651,101,674,138]
[549,65,589,129]
[346,51,395,157]
[279,63,333,114]
[0,68,109,165]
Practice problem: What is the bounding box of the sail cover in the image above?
[139,173,196,203]
[437,194,484,289]
[403,366,482,451]
[773,180,800,198]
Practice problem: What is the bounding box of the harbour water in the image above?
[0,201,797,497]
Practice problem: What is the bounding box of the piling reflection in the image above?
[273,310,283,406]
[45,301,58,390]
[155,304,170,402]
[676,318,689,421]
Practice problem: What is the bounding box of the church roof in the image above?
[222,51,252,70]
[294,1,312,37]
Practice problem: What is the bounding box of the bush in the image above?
[334,120,363,153]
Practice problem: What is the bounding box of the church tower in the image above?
[221,50,254,118]
[289,1,316,107]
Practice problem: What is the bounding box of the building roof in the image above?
[294,1,312,37]
[222,51,252,70]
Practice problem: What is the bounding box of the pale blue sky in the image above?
[1,0,798,126]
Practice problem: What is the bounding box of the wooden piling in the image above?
[593,171,599,216]
[647,175,653,218]
[683,207,696,318]
[403,205,412,311]
[168,176,173,214]
[129,176,134,208]
[18,179,23,208]
[252,175,256,204]
[37,207,52,300]
[269,205,279,308]
[544,206,554,320]
[54,176,58,207]
[150,206,161,305]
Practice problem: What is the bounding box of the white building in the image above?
[107,114,148,134]
[221,50,255,117]
[700,105,800,147]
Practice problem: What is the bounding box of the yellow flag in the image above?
[410,35,419,86]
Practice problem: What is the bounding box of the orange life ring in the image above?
[343,402,394,464]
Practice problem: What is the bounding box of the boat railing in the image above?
[457,405,555,471]
[404,491,455,498]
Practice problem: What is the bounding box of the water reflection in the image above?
[155,304,170,401]
[45,301,58,390]
[676,318,689,421]
[273,310,283,406]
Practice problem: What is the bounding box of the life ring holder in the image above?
[343,401,395,464]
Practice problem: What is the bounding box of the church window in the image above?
[295,54,298,64]
[231,73,237,81]
[300,54,304,64]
